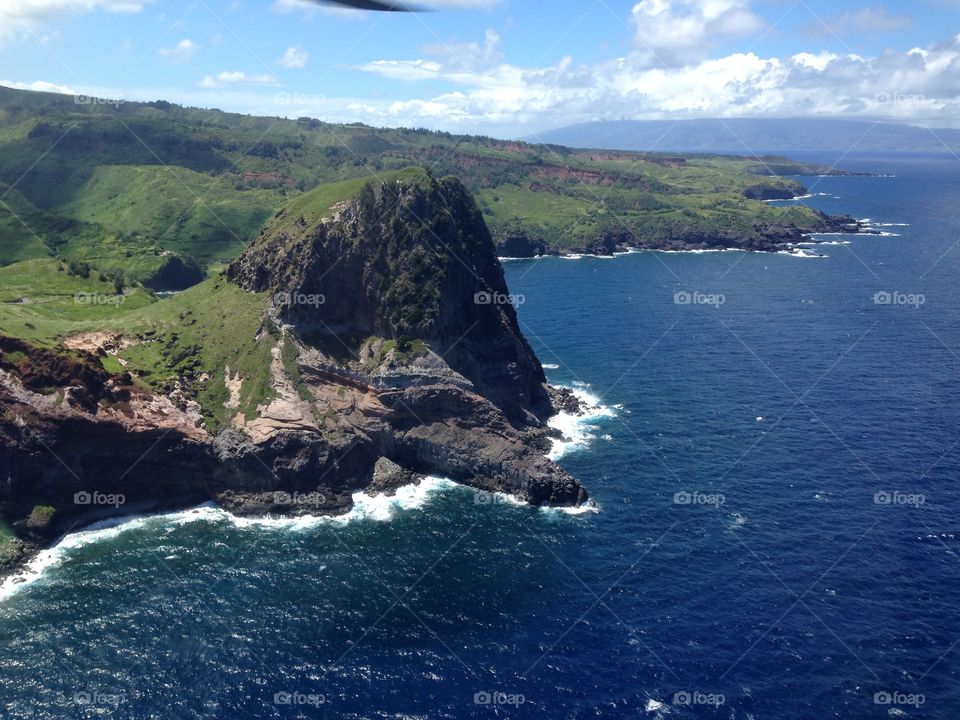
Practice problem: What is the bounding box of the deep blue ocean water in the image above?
[1,152,959,719]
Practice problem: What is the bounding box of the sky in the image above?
[0,0,958,137]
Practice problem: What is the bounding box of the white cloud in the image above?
[422,28,502,71]
[791,51,839,72]
[348,33,960,133]
[1,79,76,94]
[352,59,443,81]
[810,6,913,36]
[631,0,764,67]
[158,38,199,64]
[198,71,280,88]
[277,46,309,69]
[0,0,149,45]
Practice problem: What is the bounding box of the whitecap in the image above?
[338,477,458,523]
[658,248,741,254]
[542,363,560,369]
[0,512,165,602]
[777,248,826,258]
[548,384,616,460]
[219,477,458,529]
[0,478,459,602]
[764,193,813,202]
[645,698,669,713]
[559,252,619,260]
[548,499,600,516]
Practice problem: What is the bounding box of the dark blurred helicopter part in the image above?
[310,0,422,11]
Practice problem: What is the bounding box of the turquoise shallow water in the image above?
[1,152,959,719]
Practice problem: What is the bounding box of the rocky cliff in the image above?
[0,173,589,575]
[227,172,551,425]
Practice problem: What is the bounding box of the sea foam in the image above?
[0,478,459,602]
[0,512,163,602]
[548,383,616,461]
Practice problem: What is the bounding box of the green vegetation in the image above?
[0,259,154,345]
[0,520,16,557]
[362,336,429,372]
[27,505,55,529]
[0,257,273,430]
[113,279,275,429]
[0,85,831,278]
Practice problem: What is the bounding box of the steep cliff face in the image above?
[228,172,550,425]
[0,172,588,574]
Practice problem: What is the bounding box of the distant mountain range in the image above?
[528,118,960,154]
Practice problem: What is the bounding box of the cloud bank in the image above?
[0,0,148,45]
[346,19,960,133]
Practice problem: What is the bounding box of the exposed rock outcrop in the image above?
[227,172,551,425]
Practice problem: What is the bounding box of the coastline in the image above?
[497,227,881,263]
[0,382,612,597]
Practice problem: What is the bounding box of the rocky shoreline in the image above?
[493,188,876,259]
[0,367,590,584]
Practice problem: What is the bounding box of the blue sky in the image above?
[1,0,957,136]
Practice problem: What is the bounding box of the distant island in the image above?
[529,118,960,155]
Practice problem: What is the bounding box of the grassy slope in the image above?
[0,259,155,344]
[0,258,271,429]
[59,165,280,263]
[0,85,831,273]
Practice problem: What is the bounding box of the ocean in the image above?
[1,152,958,719]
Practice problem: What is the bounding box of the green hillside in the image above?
[0,85,837,285]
